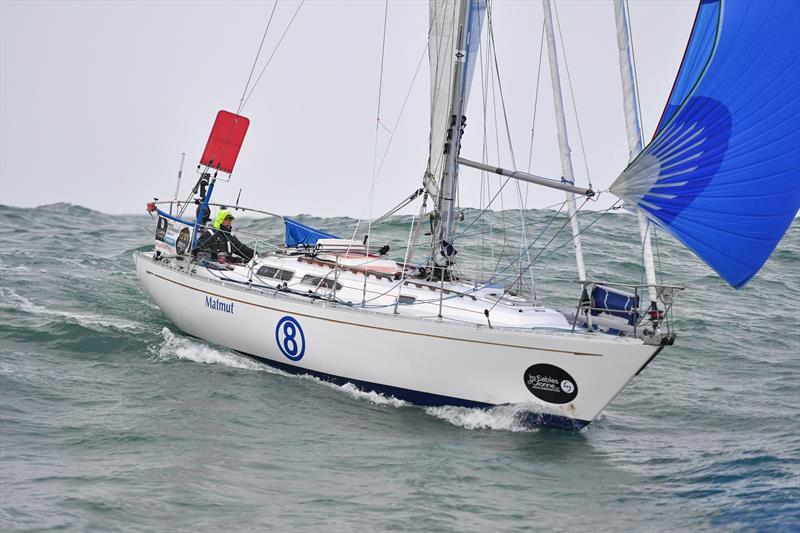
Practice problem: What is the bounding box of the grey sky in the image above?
[0,0,697,217]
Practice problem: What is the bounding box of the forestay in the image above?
[610,0,800,289]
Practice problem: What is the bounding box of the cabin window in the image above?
[257,266,294,281]
[301,274,342,291]
[397,295,416,305]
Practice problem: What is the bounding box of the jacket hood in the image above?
[213,210,234,230]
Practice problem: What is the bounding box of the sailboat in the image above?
[135,0,800,430]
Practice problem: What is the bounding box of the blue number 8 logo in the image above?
[276,316,305,361]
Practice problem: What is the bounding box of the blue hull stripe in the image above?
[237,351,590,431]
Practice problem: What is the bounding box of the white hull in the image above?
[135,252,662,429]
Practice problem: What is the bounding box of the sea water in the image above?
[1,203,798,531]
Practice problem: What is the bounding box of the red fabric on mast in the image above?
[200,110,250,174]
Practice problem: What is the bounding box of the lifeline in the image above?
[205,295,234,314]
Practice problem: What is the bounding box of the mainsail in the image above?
[426,0,486,205]
[611,0,800,289]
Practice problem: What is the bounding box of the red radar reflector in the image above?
[200,110,250,174]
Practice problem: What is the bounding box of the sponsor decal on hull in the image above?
[524,364,578,404]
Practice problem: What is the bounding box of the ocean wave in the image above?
[328,382,410,408]
[152,327,267,372]
[423,404,541,433]
[0,287,144,333]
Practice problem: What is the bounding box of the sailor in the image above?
[197,210,254,263]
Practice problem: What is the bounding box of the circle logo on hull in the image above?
[276,316,305,361]
[524,364,578,404]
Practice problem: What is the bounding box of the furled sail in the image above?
[425,0,486,201]
[611,0,800,289]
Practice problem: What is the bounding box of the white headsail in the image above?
[426,0,486,243]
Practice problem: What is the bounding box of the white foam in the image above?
[1,287,143,332]
[151,329,406,408]
[155,327,267,372]
[424,404,541,433]
[151,327,543,431]
[334,382,409,408]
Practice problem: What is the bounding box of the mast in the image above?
[435,0,471,248]
[613,0,658,304]
[542,0,586,282]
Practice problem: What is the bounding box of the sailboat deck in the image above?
[142,251,606,335]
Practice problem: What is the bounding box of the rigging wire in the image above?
[552,1,593,190]
[363,0,391,276]
[373,44,428,183]
[487,201,568,288]
[395,193,425,311]
[478,23,493,282]
[483,0,537,295]
[624,0,663,289]
[372,0,391,183]
[351,41,428,242]
[241,0,305,111]
[522,19,547,299]
[533,200,621,269]
[487,197,592,313]
[486,20,511,278]
[526,20,546,174]
[237,1,279,115]
[344,14,429,268]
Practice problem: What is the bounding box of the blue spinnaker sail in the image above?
[284,218,338,248]
[611,0,800,289]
